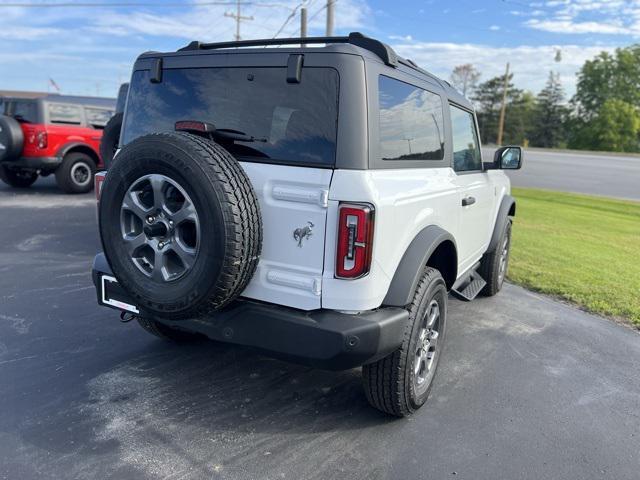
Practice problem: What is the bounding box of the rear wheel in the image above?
[479,219,512,296]
[0,166,38,188]
[55,152,96,194]
[137,317,201,343]
[363,267,447,417]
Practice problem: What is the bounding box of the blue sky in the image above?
[1,0,638,99]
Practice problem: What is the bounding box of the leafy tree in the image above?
[574,46,640,119]
[530,72,569,148]
[450,64,480,97]
[473,73,534,145]
[570,99,640,152]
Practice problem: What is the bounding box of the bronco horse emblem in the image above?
[293,222,314,247]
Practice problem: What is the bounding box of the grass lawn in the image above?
[508,188,640,327]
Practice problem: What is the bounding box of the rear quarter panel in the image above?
[322,168,459,311]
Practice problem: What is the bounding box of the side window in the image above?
[85,108,113,129]
[48,104,83,125]
[450,105,482,172]
[378,76,445,162]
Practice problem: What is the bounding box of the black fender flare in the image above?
[56,142,99,163]
[383,225,457,307]
[487,194,516,252]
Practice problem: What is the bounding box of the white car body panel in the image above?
[238,161,332,310]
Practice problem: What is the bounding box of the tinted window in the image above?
[6,101,38,123]
[378,76,444,161]
[49,103,83,125]
[85,108,113,129]
[450,105,482,172]
[122,67,339,166]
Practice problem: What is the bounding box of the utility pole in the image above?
[225,0,253,41]
[300,7,307,45]
[326,0,335,36]
[496,62,510,146]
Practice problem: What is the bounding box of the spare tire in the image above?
[0,115,24,162]
[99,132,262,319]
[99,112,123,169]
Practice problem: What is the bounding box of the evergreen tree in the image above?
[450,64,480,97]
[530,72,568,148]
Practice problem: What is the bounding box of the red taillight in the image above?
[175,120,215,133]
[36,131,47,149]
[95,171,106,201]
[335,203,375,279]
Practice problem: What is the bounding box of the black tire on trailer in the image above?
[0,166,38,188]
[55,152,96,193]
[100,112,123,169]
[479,218,512,296]
[98,132,262,320]
[137,317,202,343]
[362,267,447,417]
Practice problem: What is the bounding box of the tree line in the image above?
[450,44,640,153]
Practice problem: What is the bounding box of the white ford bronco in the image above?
[92,32,522,417]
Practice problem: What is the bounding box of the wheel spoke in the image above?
[152,249,167,282]
[122,190,151,220]
[149,175,166,211]
[171,199,198,225]
[123,233,146,255]
[171,241,196,271]
[426,302,439,328]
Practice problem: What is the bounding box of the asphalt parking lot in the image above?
[1,177,639,480]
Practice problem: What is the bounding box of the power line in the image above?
[272,0,305,38]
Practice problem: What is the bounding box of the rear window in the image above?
[4,100,39,123]
[49,103,83,125]
[122,67,339,166]
[378,76,444,161]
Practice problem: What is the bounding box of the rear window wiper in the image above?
[175,121,267,143]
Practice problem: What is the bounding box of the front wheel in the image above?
[55,152,95,194]
[0,166,38,188]
[363,267,447,417]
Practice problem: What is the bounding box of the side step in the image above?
[451,267,486,302]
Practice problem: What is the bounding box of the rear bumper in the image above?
[92,253,408,370]
[2,156,61,170]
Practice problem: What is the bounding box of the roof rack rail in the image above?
[178,31,398,67]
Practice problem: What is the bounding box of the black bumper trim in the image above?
[2,156,61,170]
[92,253,408,370]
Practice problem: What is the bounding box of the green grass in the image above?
[508,188,640,327]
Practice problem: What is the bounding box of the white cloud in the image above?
[527,18,633,35]
[391,41,616,96]
[489,25,500,31]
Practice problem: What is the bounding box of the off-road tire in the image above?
[99,132,262,319]
[100,112,123,169]
[137,317,201,343]
[479,219,512,296]
[0,166,38,188]
[55,152,96,193]
[363,267,447,417]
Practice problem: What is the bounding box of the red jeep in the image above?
[0,95,115,193]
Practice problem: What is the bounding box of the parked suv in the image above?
[0,95,115,193]
[91,33,522,416]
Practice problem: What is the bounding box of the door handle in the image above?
[462,196,476,207]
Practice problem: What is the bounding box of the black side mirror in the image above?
[492,146,523,170]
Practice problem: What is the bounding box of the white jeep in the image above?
[92,32,522,417]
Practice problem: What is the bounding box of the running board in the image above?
[451,265,486,302]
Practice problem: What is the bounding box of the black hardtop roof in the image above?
[137,32,471,109]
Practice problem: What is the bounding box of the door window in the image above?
[450,105,482,172]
